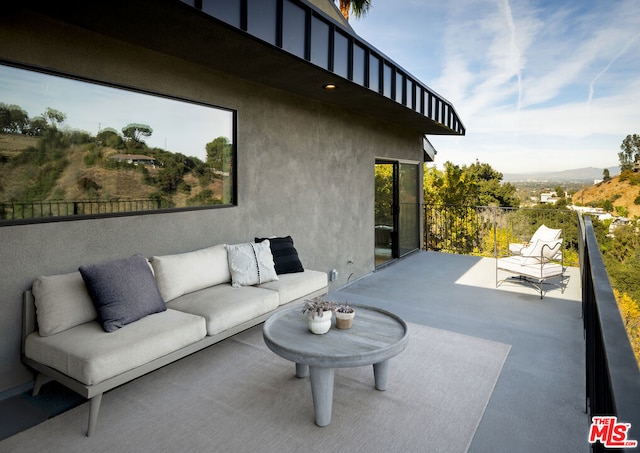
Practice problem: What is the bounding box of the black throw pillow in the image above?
[255,236,304,274]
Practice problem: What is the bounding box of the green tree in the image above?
[614,290,640,366]
[43,107,66,129]
[603,168,611,181]
[0,103,29,134]
[618,133,640,171]
[97,128,125,149]
[121,123,153,145]
[27,116,47,136]
[424,160,518,208]
[336,0,371,20]
[423,161,519,254]
[375,164,393,226]
[205,136,233,174]
[424,161,476,205]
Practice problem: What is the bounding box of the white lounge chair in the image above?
[508,224,562,255]
[497,238,565,298]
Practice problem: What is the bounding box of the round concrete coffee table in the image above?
[263,304,409,426]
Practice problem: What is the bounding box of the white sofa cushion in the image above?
[497,256,563,279]
[151,244,230,303]
[520,239,563,264]
[259,269,328,305]
[510,225,562,255]
[226,241,278,287]
[167,284,279,335]
[32,271,97,337]
[24,309,206,385]
[531,224,562,243]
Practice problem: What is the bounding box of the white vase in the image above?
[308,310,332,334]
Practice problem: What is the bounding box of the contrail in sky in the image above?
[588,32,640,105]
[503,0,523,110]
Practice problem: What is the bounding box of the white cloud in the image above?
[351,0,640,173]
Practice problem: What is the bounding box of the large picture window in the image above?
[0,63,236,225]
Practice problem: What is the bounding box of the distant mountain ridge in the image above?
[503,166,620,182]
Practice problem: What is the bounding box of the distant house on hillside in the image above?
[608,217,631,237]
[540,190,570,204]
[108,154,159,167]
[540,192,559,204]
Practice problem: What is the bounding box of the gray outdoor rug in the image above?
[0,322,510,453]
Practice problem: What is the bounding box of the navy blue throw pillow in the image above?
[255,236,304,274]
[79,254,166,332]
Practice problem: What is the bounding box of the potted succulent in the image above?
[302,296,336,334]
[335,302,356,329]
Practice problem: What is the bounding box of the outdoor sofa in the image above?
[21,237,328,436]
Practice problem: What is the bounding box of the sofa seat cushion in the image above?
[497,256,563,279]
[258,269,328,305]
[167,284,279,336]
[24,309,206,386]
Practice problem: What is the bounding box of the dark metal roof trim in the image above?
[184,0,465,136]
[12,0,464,136]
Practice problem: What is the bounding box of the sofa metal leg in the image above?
[87,393,103,437]
[32,372,47,396]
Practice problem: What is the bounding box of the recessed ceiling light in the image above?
[323,84,337,90]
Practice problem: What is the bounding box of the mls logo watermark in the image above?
[589,416,638,448]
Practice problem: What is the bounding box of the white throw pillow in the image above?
[151,244,230,302]
[226,241,278,287]
[32,271,98,336]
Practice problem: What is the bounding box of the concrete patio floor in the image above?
[1,250,587,451]
[332,250,587,453]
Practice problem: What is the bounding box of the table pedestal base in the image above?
[296,360,390,426]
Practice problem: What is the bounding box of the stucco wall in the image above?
[0,13,422,393]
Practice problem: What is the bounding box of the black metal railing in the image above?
[423,205,580,266]
[0,199,161,220]
[581,216,640,452]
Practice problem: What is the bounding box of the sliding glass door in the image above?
[375,160,420,267]
[398,163,420,256]
[375,162,396,266]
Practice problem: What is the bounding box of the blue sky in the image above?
[349,0,640,174]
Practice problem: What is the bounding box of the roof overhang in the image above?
[5,0,465,137]
[423,137,438,162]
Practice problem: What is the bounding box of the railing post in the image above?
[493,207,497,258]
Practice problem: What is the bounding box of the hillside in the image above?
[573,174,640,218]
[0,132,227,213]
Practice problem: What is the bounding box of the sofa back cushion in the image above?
[521,239,563,264]
[530,224,562,243]
[151,244,230,302]
[32,271,98,337]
